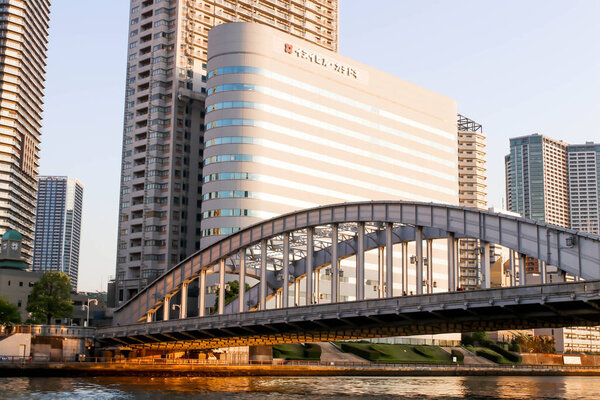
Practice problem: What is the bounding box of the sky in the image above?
[40,0,600,292]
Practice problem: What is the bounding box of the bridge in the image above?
[99,201,600,349]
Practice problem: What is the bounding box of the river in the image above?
[1,376,598,399]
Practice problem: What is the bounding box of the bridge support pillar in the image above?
[282,234,290,308]
[454,238,460,289]
[482,241,491,289]
[331,224,339,303]
[163,296,171,321]
[540,261,547,284]
[378,246,384,298]
[180,282,188,319]
[306,228,314,305]
[386,223,393,298]
[426,239,433,293]
[519,253,527,286]
[415,226,424,295]
[260,239,267,310]
[218,259,226,315]
[447,234,455,292]
[509,249,516,287]
[402,242,408,295]
[239,248,246,313]
[294,278,300,306]
[199,269,206,317]
[356,222,365,300]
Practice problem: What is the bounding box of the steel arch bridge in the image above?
[102,201,600,348]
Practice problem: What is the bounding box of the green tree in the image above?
[26,271,73,325]
[0,297,21,326]
[213,280,251,310]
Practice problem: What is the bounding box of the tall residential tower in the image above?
[506,135,600,353]
[114,0,339,304]
[33,176,84,289]
[505,134,569,227]
[567,142,600,235]
[456,114,488,289]
[0,0,51,262]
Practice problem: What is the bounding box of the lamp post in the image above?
[171,303,181,316]
[82,298,98,327]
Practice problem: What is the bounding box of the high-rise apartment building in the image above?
[114,0,339,304]
[506,134,600,353]
[456,115,488,289]
[568,142,600,235]
[32,176,84,289]
[0,0,51,262]
[505,134,570,227]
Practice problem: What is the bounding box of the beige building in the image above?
[114,0,340,306]
[201,22,458,297]
[0,267,43,322]
[456,115,488,289]
[0,0,51,262]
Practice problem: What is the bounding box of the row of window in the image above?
[202,209,262,219]
[202,190,256,201]
[201,227,240,237]
[205,84,457,158]
[205,136,254,147]
[206,65,455,142]
[204,154,253,166]
[203,172,258,183]
[205,118,256,130]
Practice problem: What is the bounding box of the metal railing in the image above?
[1,356,600,370]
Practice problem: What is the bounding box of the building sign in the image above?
[563,355,581,365]
[285,43,359,79]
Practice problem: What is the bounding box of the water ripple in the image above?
[0,376,598,399]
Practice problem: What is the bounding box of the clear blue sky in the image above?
[41,0,600,292]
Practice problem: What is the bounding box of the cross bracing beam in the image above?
[98,281,600,349]
[113,201,600,326]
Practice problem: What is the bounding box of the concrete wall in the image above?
[0,333,31,357]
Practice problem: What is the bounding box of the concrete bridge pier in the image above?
[356,222,365,300]
[415,226,424,295]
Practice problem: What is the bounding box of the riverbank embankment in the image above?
[2,362,600,377]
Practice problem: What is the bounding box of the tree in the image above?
[0,297,21,326]
[26,271,73,325]
[511,332,556,354]
[213,280,251,310]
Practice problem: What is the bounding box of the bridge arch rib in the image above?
[113,201,600,326]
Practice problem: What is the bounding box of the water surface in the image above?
[1,376,598,399]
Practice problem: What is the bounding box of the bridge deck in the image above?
[98,281,600,350]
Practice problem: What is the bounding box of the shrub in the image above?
[303,343,322,360]
[475,348,502,363]
[488,343,522,363]
[461,334,475,346]
[451,349,464,363]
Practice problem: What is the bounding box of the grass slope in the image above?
[338,342,454,364]
[463,345,520,364]
[272,343,321,360]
